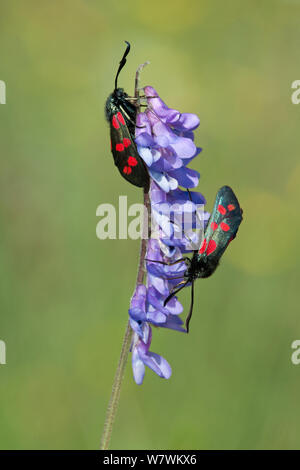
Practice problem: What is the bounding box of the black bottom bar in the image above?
[0,449,298,466]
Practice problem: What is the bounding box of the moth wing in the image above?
[198,185,243,259]
[110,113,149,189]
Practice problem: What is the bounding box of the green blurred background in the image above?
[0,0,300,450]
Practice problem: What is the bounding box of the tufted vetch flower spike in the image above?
[128,86,207,384]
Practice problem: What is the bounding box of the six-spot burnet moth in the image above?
[150,186,243,333]
[105,41,150,189]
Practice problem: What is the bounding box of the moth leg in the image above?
[164,275,185,281]
[125,95,158,101]
[118,104,146,129]
[119,104,138,128]
[163,280,188,307]
[145,257,189,266]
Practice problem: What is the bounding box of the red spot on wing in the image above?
[199,238,207,254]
[220,222,230,232]
[123,166,132,175]
[123,138,131,148]
[211,221,218,230]
[117,112,125,125]
[116,143,124,152]
[228,204,235,211]
[128,156,138,167]
[218,205,226,215]
[112,115,119,129]
[206,240,217,256]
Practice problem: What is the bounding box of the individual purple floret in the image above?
[129,86,208,384]
[131,323,172,385]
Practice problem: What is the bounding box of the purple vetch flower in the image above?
[129,86,208,384]
[150,183,210,252]
[135,87,202,193]
[131,323,172,385]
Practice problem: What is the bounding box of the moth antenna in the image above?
[185,280,195,333]
[114,41,131,91]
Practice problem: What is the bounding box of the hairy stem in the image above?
[99,319,133,450]
[100,190,150,450]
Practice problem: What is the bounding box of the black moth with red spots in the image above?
[105,41,149,189]
[186,185,243,279]
[164,185,243,332]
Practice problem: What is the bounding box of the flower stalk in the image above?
[100,188,150,451]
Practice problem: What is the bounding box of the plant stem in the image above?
[99,319,132,450]
[100,190,150,450]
